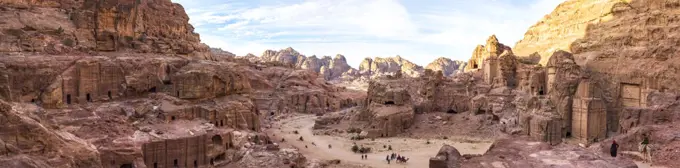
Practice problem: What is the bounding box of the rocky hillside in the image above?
[359,56,424,77]
[0,0,210,58]
[254,47,456,80]
[425,57,467,76]
[513,0,680,66]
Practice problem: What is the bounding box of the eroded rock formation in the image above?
[425,57,467,77]
[0,0,210,58]
[429,145,462,168]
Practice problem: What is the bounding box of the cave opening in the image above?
[120,163,133,168]
[384,101,395,105]
[108,91,112,99]
[86,93,92,102]
[148,87,157,93]
[66,94,72,104]
[447,109,457,114]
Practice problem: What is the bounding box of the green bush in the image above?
[62,38,75,47]
[351,144,359,153]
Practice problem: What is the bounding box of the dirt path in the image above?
[266,114,493,168]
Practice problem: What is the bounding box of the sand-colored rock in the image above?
[359,55,424,78]
[425,57,467,77]
[464,35,512,72]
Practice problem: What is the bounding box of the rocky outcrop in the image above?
[358,81,415,137]
[0,101,101,168]
[0,0,210,58]
[429,144,462,168]
[425,57,466,76]
[464,35,512,72]
[359,56,424,77]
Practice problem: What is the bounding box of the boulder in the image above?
[429,145,462,168]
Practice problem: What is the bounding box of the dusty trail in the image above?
[266,114,493,168]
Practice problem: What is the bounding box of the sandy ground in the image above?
[266,114,493,168]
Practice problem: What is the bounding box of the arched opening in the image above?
[31,99,35,103]
[566,131,572,138]
[66,94,72,104]
[86,93,92,102]
[148,87,157,93]
[472,63,478,69]
[173,159,178,167]
[194,160,197,167]
[171,116,176,121]
[212,135,223,145]
[538,87,544,95]
[120,163,133,168]
[384,101,395,105]
[270,112,274,116]
[108,91,112,99]
[447,109,457,114]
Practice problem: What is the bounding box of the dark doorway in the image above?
[384,101,395,105]
[148,87,157,93]
[447,109,457,114]
[176,91,180,97]
[173,159,178,167]
[473,63,478,69]
[153,163,157,168]
[86,93,92,102]
[66,94,72,104]
[538,87,545,95]
[108,91,112,99]
[212,135,223,145]
[220,120,224,126]
[31,99,35,103]
[566,131,572,138]
[194,160,197,168]
[120,163,133,168]
[171,116,176,121]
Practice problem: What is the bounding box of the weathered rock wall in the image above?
[0,0,210,58]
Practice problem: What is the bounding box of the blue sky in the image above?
[171,0,563,67]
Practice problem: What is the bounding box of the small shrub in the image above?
[5,29,24,36]
[351,144,359,153]
[62,38,75,47]
[293,130,299,134]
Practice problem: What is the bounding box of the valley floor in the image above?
[266,114,493,168]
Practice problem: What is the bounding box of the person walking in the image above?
[610,140,619,157]
[386,155,390,164]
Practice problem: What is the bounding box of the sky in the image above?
[171,0,563,67]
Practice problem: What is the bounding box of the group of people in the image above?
[385,153,408,164]
[610,134,652,163]
[360,154,368,160]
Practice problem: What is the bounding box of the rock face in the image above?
[425,57,467,76]
[429,144,462,168]
[0,101,101,168]
[464,35,512,72]
[0,0,210,58]
[358,81,415,137]
[359,56,424,77]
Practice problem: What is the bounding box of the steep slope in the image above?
[425,57,467,76]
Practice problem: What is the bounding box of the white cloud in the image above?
[172,0,565,67]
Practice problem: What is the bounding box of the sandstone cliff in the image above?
[0,0,210,58]
[425,57,467,76]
